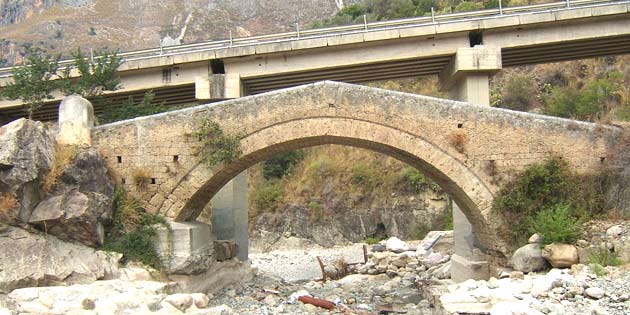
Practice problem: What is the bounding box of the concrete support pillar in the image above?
[439,46,502,106]
[440,47,501,281]
[451,203,490,282]
[211,171,249,261]
[195,74,244,100]
[57,95,94,147]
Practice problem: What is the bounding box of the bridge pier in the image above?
[440,46,501,281]
[195,74,245,100]
[439,46,502,106]
[210,171,249,261]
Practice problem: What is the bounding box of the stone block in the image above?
[57,95,94,147]
[155,221,214,274]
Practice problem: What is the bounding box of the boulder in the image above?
[0,226,120,293]
[606,225,623,238]
[542,244,579,268]
[28,148,114,247]
[0,119,55,223]
[385,237,408,253]
[585,287,605,299]
[511,244,549,273]
[28,190,111,246]
[528,233,543,244]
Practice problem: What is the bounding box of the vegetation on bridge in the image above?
[194,119,243,167]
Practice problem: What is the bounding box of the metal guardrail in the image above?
[0,0,627,78]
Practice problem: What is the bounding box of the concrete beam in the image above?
[210,171,249,261]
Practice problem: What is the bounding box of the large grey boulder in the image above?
[511,244,549,273]
[0,225,120,294]
[29,190,111,246]
[29,148,114,247]
[0,119,55,223]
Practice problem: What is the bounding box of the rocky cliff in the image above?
[0,0,348,66]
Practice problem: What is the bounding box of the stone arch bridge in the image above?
[90,81,619,280]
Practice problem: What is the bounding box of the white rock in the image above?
[585,287,605,299]
[263,294,277,307]
[0,309,10,315]
[191,293,210,308]
[606,225,623,237]
[490,301,544,315]
[164,294,193,312]
[528,233,543,244]
[192,305,234,315]
[385,237,409,253]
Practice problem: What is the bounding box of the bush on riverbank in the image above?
[103,187,167,269]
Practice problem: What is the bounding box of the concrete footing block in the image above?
[155,221,214,275]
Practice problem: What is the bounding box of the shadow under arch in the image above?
[173,117,507,256]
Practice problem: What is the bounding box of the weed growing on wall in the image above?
[194,119,242,167]
[0,193,19,221]
[103,187,166,269]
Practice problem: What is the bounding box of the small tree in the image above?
[60,48,122,98]
[0,51,60,119]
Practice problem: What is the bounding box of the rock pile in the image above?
[357,234,453,281]
[437,264,630,315]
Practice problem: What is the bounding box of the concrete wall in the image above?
[92,81,620,260]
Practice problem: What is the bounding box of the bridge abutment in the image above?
[210,171,249,261]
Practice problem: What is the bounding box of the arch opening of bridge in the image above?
[175,118,503,281]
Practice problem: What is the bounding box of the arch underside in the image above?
[172,117,507,255]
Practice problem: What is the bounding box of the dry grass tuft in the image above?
[447,132,468,154]
[132,169,152,189]
[0,193,19,221]
[42,144,78,193]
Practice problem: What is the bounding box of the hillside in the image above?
[0,0,346,66]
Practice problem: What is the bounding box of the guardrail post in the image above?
[296,22,301,39]
[499,0,503,15]
[363,14,368,32]
[229,30,233,47]
[566,0,570,8]
[431,7,435,23]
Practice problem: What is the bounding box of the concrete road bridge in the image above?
[67,81,619,281]
[1,0,630,122]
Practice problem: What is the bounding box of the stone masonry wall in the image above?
[91,81,621,256]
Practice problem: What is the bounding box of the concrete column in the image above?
[57,95,94,147]
[439,46,502,106]
[195,74,244,100]
[211,171,249,261]
[450,203,490,282]
[439,47,500,281]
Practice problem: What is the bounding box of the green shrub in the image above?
[253,180,283,213]
[493,157,609,245]
[496,75,537,112]
[99,91,179,123]
[494,158,576,218]
[527,204,581,244]
[399,167,441,192]
[589,247,622,267]
[454,1,484,12]
[103,187,167,269]
[306,158,336,177]
[351,163,380,190]
[194,119,242,167]
[544,73,622,121]
[262,150,305,180]
[590,263,607,277]
[365,237,382,245]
